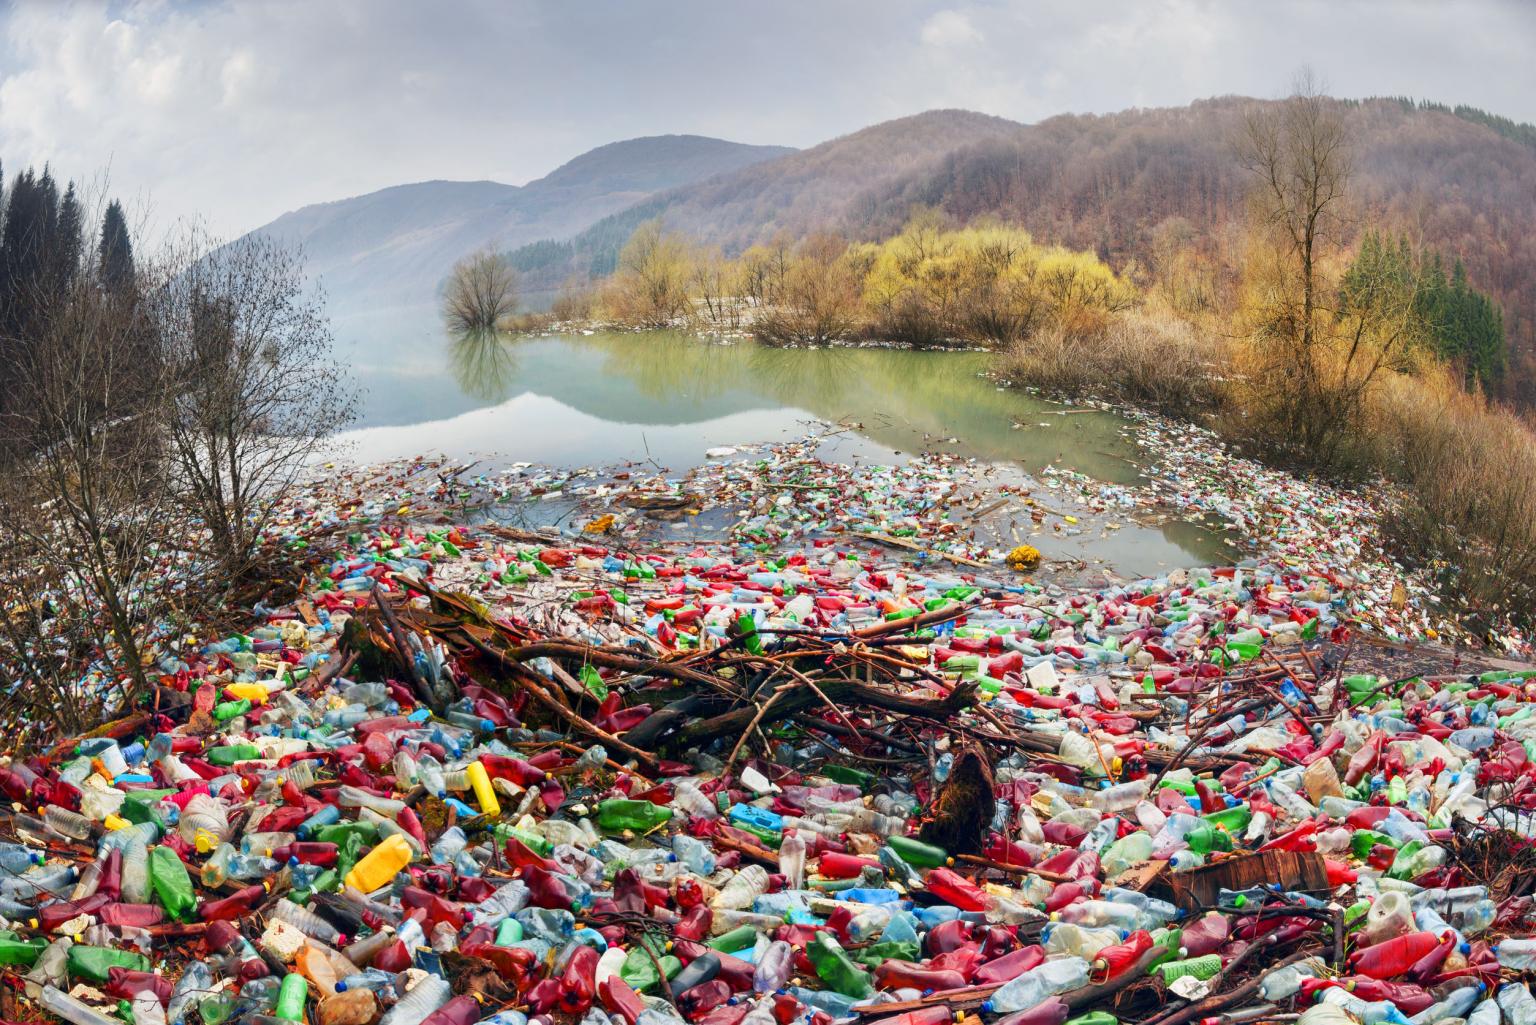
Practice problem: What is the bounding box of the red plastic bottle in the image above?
[974,945,1046,986]
[1091,930,1153,981]
[676,905,713,941]
[104,968,173,1003]
[1346,979,1435,1015]
[599,975,648,1025]
[98,903,166,928]
[924,868,992,912]
[984,833,1035,867]
[199,885,268,922]
[925,919,972,955]
[865,1008,956,1025]
[816,852,880,879]
[994,996,1070,1025]
[872,960,967,993]
[480,753,552,786]
[1045,881,1088,912]
[677,980,732,1022]
[1350,931,1445,979]
[420,997,481,1025]
[269,842,339,866]
[1407,931,1457,984]
[559,944,600,1014]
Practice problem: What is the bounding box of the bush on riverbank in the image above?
[999,309,1229,419]
[589,214,1137,347]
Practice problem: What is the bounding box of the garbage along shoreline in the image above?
[4,409,1536,1025]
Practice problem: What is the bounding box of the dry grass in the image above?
[1368,368,1536,639]
[999,309,1230,418]
[1001,311,1536,638]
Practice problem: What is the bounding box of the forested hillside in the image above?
[516,98,1536,399]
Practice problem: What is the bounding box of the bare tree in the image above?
[0,267,174,718]
[444,248,519,332]
[1235,70,1400,464]
[153,230,357,578]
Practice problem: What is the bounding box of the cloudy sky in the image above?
[2,0,1532,238]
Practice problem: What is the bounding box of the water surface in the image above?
[335,312,1235,577]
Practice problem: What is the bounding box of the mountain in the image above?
[514,100,1536,398]
[247,134,794,314]
[515,110,1030,283]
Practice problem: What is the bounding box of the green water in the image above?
[339,324,1236,576]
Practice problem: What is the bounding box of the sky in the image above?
[2,0,1533,239]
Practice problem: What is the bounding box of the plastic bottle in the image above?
[379,975,452,1025]
[345,834,413,893]
[984,957,1091,1015]
[806,932,872,998]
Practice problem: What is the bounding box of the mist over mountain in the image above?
[246,134,793,315]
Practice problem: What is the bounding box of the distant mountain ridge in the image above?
[506,99,1536,397]
[246,134,794,314]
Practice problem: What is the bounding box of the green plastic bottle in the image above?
[274,973,308,1022]
[148,845,196,921]
[213,699,252,722]
[0,934,46,966]
[1183,824,1232,855]
[1202,806,1252,833]
[206,744,261,766]
[618,941,665,993]
[495,918,524,945]
[67,945,151,982]
[1067,1013,1119,1025]
[888,836,949,868]
[315,820,379,847]
[855,939,921,967]
[821,765,876,791]
[1350,829,1399,859]
[807,932,873,998]
[707,925,760,953]
[596,799,672,833]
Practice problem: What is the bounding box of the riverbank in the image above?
[313,399,1510,655]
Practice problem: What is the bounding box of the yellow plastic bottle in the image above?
[225,682,274,705]
[343,833,413,893]
[466,761,502,818]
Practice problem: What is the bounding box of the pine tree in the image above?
[53,182,83,291]
[99,200,134,292]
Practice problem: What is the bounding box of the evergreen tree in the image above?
[1341,233,1507,390]
[52,181,83,291]
[98,200,134,292]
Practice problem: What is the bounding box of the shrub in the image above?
[999,309,1229,418]
[444,249,519,332]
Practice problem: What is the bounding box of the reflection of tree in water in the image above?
[569,331,749,404]
[448,329,521,403]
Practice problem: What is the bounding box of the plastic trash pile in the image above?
[5,470,1536,1025]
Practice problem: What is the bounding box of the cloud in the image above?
[0,0,1531,240]
[921,10,982,48]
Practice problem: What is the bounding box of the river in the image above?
[334,313,1235,579]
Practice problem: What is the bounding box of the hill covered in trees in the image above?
[247,135,793,315]
[515,98,1536,400]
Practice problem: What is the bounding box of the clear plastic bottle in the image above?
[778,833,807,890]
[378,974,451,1025]
[121,837,150,904]
[983,957,1090,1014]
[754,940,794,994]
[167,961,213,1025]
[23,938,71,1001]
[711,865,769,910]
[270,900,349,946]
[43,806,96,842]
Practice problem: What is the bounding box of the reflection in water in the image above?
[448,328,520,402]
[336,323,1236,572]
